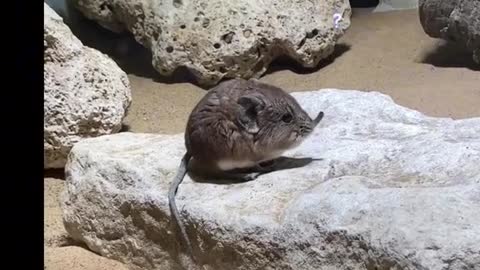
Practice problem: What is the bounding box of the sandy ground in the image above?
[44,8,480,269]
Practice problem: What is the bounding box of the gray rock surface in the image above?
[61,89,480,270]
[44,3,132,169]
[419,0,480,64]
[71,0,351,85]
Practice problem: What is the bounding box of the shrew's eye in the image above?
[282,113,293,123]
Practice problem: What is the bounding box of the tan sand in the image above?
[44,8,480,269]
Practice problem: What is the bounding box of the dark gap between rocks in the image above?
[265,43,351,75]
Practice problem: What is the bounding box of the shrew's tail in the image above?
[168,152,195,262]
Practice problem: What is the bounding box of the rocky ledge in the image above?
[61,89,480,270]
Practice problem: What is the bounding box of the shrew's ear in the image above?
[236,94,265,134]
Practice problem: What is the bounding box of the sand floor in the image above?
[44,8,480,269]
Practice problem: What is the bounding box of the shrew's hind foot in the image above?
[220,171,262,182]
[256,159,277,172]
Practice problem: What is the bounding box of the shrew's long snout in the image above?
[313,111,324,126]
[299,111,324,137]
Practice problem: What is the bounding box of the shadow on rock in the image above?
[119,124,132,132]
[419,41,480,71]
[190,156,322,185]
[265,43,351,75]
[61,5,199,85]
[44,168,66,180]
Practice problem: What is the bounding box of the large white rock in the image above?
[71,0,351,86]
[61,89,480,270]
[44,3,132,169]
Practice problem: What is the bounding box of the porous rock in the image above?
[71,0,351,85]
[61,89,480,270]
[44,3,132,169]
[419,0,480,64]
